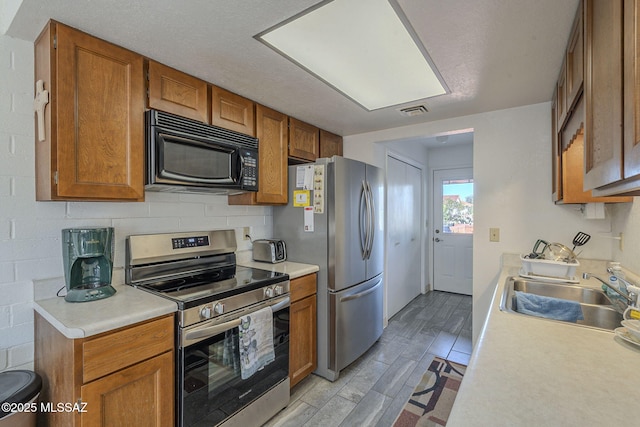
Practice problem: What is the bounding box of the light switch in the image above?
[489,228,500,242]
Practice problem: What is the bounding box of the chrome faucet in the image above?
[606,267,633,293]
[582,272,635,306]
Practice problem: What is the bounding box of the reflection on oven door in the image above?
[180,307,289,427]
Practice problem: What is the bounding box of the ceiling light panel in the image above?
[257,0,448,111]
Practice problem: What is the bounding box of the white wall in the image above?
[344,102,618,343]
[0,34,274,372]
[611,202,640,271]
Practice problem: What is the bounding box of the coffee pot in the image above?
[62,227,116,302]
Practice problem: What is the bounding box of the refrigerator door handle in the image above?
[365,181,375,260]
[359,181,367,259]
[363,180,372,259]
[339,280,381,302]
[364,182,375,259]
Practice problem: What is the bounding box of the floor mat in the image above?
[392,356,466,426]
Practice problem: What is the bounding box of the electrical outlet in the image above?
[489,228,500,242]
[243,227,251,240]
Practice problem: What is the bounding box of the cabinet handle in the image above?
[34,80,49,142]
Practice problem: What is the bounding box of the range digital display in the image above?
[172,236,210,249]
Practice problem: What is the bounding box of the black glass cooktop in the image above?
[137,265,288,309]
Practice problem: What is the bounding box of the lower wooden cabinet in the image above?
[35,313,175,427]
[289,273,317,388]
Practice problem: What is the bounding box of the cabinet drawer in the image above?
[82,315,174,383]
[291,274,317,302]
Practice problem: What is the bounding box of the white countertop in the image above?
[34,283,177,339]
[34,261,318,340]
[238,260,319,280]
[447,255,640,426]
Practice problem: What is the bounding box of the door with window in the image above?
[433,168,473,295]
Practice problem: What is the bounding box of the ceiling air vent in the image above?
[398,105,428,117]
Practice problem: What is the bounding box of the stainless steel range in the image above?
[125,230,290,427]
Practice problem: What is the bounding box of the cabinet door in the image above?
[289,294,317,388]
[556,58,568,128]
[211,86,255,136]
[584,0,624,189]
[289,117,319,161]
[319,129,343,158]
[228,104,288,205]
[566,0,584,110]
[81,351,174,427]
[256,106,288,203]
[551,94,562,202]
[624,0,640,179]
[54,23,145,200]
[147,60,209,123]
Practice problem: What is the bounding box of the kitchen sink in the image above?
[500,276,623,330]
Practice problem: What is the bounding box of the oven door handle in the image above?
[182,296,290,347]
[185,318,242,343]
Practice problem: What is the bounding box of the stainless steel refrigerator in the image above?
[274,156,384,381]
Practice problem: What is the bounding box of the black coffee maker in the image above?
[62,227,116,302]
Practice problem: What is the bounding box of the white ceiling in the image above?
[4,0,579,137]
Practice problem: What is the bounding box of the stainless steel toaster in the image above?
[252,239,287,263]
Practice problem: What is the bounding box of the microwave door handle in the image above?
[237,153,244,185]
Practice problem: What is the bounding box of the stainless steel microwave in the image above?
[145,109,258,194]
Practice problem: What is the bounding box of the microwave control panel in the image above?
[241,150,258,191]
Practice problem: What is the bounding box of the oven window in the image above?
[181,308,289,427]
[162,136,233,180]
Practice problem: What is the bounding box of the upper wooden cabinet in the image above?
[555,1,583,134]
[551,1,631,202]
[147,60,209,123]
[211,86,256,136]
[586,0,640,196]
[34,21,145,201]
[289,117,320,162]
[583,0,624,189]
[551,92,562,202]
[319,129,343,158]
[623,0,640,181]
[559,99,630,203]
[566,1,584,113]
[556,59,568,129]
[228,104,288,205]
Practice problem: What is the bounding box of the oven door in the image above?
[151,128,242,187]
[178,296,290,427]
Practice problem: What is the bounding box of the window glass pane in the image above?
[442,179,473,234]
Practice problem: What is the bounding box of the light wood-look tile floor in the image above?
[265,291,473,427]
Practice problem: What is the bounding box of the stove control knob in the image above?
[200,306,213,319]
[264,287,274,298]
[274,285,284,296]
[214,303,224,315]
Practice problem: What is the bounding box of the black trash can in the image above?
[0,370,42,427]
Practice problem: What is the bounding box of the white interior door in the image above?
[386,155,422,318]
[433,168,473,295]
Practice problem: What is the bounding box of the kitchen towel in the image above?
[514,291,584,322]
[239,306,275,379]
